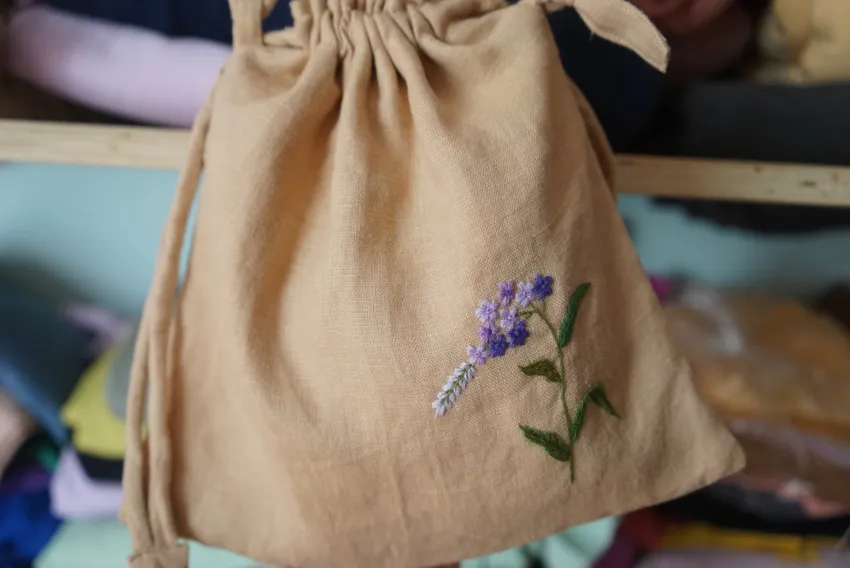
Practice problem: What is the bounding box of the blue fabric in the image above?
[0,284,90,443]
[0,489,61,567]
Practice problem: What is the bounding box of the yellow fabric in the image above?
[121,0,744,566]
[662,524,838,562]
[755,0,850,83]
[62,348,126,460]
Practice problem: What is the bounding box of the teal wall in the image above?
[3,162,850,315]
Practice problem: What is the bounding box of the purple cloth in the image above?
[637,550,850,568]
[594,525,638,568]
[50,448,122,519]
[0,464,51,494]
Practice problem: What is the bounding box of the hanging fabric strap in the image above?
[527,0,670,73]
[231,0,279,46]
[123,2,277,565]
[121,94,213,568]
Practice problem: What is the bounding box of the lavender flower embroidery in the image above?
[475,299,499,324]
[516,281,536,307]
[498,281,515,306]
[467,345,488,366]
[432,363,476,418]
[500,307,519,332]
[432,275,620,481]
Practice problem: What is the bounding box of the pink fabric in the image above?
[6,5,229,126]
[50,449,122,519]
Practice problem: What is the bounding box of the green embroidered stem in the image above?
[439,275,617,482]
[531,302,576,480]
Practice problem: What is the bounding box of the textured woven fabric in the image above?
[121,0,744,566]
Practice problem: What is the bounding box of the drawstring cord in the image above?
[122,97,213,567]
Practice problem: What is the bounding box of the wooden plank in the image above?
[2,119,850,207]
[616,155,850,207]
[0,120,187,169]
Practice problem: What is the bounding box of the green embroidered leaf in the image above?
[590,385,620,418]
[570,384,621,442]
[519,359,561,383]
[519,425,571,462]
[558,282,591,348]
[570,388,592,443]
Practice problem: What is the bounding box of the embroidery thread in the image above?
[432,276,620,481]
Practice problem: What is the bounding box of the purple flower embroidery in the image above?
[475,299,498,324]
[478,324,497,344]
[516,281,535,307]
[434,276,616,482]
[489,334,510,358]
[432,363,476,417]
[467,345,489,366]
[500,307,519,332]
[508,320,529,347]
[498,281,516,306]
[532,274,554,300]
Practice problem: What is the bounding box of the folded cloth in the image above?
[0,387,35,477]
[7,5,229,126]
[0,282,90,443]
[658,489,850,537]
[0,464,51,494]
[636,549,850,567]
[0,488,61,566]
[659,524,838,559]
[77,453,122,483]
[61,347,126,460]
[37,0,293,43]
[51,448,122,519]
[593,522,639,568]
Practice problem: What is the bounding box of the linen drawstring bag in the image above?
[122,0,745,566]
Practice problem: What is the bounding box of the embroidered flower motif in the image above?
[432,363,476,418]
[467,345,489,366]
[488,333,510,358]
[498,281,516,306]
[432,276,619,482]
[478,324,498,344]
[508,320,529,347]
[532,274,554,300]
[516,281,535,307]
[475,299,498,324]
[500,307,519,332]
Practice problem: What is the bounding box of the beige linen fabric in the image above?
[121,0,744,566]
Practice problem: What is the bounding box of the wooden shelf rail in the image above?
[2,119,849,207]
